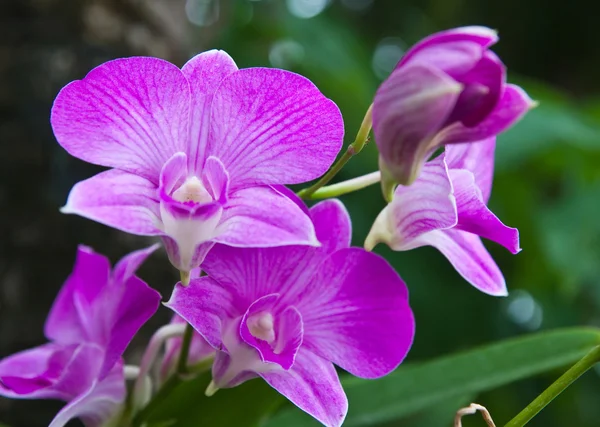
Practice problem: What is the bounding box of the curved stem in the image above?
[131,323,186,411]
[504,345,600,427]
[297,104,373,199]
[305,171,381,200]
[177,322,194,374]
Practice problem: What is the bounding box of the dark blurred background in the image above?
[2,0,600,426]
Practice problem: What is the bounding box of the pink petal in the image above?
[215,186,318,248]
[208,68,344,188]
[299,248,414,378]
[418,229,508,296]
[47,246,160,377]
[261,349,347,427]
[444,137,496,202]
[438,84,535,145]
[202,156,230,203]
[271,185,310,216]
[181,50,238,174]
[61,169,162,236]
[446,51,505,127]
[373,64,462,184]
[0,344,76,400]
[100,270,161,378]
[165,278,236,349]
[50,344,105,401]
[49,361,125,427]
[398,26,498,69]
[202,199,352,309]
[45,247,111,344]
[51,57,190,181]
[309,199,352,253]
[112,244,159,285]
[159,152,188,195]
[451,169,520,254]
[365,156,457,250]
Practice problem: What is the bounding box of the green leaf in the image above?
[264,328,600,427]
[140,371,284,427]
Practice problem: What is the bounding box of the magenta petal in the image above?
[182,50,238,174]
[451,169,520,254]
[202,156,230,203]
[0,344,75,400]
[271,185,310,216]
[45,247,111,344]
[112,244,159,285]
[373,64,462,184]
[398,26,498,69]
[61,170,162,236]
[366,156,457,250]
[420,229,508,296]
[444,137,496,202]
[203,199,350,310]
[0,343,104,403]
[208,68,344,188]
[300,248,414,378]
[215,186,318,248]
[448,51,505,126]
[46,246,160,377]
[203,244,314,313]
[166,278,236,349]
[261,349,347,427]
[159,152,188,195]
[100,271,161,378]
[51,57,190,181]
[48,361,125,427]
[309,199,352,253]
[439,84,535,145]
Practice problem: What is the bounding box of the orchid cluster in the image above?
[0,26,532,427]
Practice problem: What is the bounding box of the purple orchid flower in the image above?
[373,26,535,185]
[365,138,520,296]
[166,200,415,427]
[0,246,161,426]
[52,50,344,275]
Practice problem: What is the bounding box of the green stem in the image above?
[177,323,194,374]
[304,171,381,200]
[504,345,600,427]
[297,104,373,199]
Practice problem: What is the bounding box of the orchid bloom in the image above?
[373,26,535,186]
[366,138,520,296]
[167,200,415,427]
[52,50,344,275]
[0,246,161,427]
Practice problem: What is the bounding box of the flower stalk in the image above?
[177,322,195,374]
[304,171,381,200]
[297,104,373,199]
[504,345,600,427]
